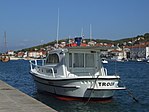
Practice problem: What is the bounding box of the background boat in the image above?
[0,31,10,62]
[102,59,108,64]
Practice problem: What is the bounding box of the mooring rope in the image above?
[114,60,139,103]
[118,78,139,103]
[84,75,100,105]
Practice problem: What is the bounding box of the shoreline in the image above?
[10,57,40,61]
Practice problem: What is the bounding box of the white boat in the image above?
[102,59,108,64]
[116,58,125,62]
[30,46,125,101]
[0,55,10,62]
[136,58,143,62]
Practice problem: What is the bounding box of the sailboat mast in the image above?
[1,31,10,62]
[4,31,7,53]
[56,8,60,46]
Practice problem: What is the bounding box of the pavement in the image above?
[0,80,57,112]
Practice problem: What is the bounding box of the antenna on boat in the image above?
[81,27,84,37]
[56,8,60,48]
[90,24,92,41]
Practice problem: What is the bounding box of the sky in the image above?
[0,0,149,52]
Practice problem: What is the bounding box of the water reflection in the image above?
[34,91,130,112]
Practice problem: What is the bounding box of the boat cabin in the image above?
[44,46,105,78]
[65,47,102,77]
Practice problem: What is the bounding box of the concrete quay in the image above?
[0,80,57,112]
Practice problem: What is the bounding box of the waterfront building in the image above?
[7,50,15,56]
[128,42,149,59]
[146,47,149,59]
[28,51,46,58]
[17,52,25,58]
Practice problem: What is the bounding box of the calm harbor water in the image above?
[0,60,149,112]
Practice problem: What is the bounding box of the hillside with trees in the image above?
[18,33,149,52]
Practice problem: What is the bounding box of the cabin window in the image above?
[46,53,59,64]
[69,53,72,67]
[85,54,94,67]
[46,69,57,73]
[74,53,84,67]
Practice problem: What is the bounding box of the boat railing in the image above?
[101,67,107,76]
[42,59,46,65]
[29,60,56,77]
[30,60,41,69]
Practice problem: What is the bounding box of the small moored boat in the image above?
[30,45,125,101]
[0,55,10,62]
[102,59,108,64]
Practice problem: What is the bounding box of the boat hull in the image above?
[30,72,123,100]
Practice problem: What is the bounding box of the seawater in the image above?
[0,60,149,112]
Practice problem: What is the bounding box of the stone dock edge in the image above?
[0,80,57,112]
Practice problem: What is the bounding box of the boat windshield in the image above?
[69,53,95,68]
[74,53,84,67]
[46,53,59,64]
